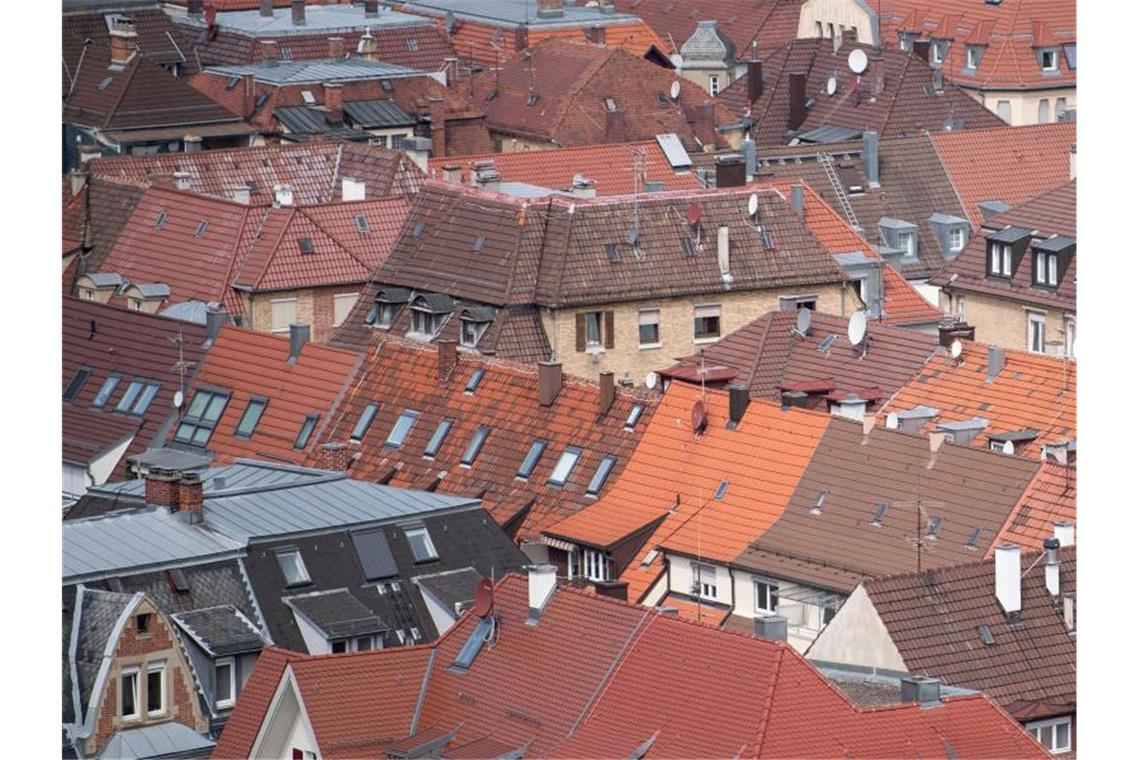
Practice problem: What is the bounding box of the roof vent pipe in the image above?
[1043,537,1061,598]
[291,0,306,26]
[728,384,750,428]
[287,323,310,363]
[994,543,1022,619]
[741,135,757,182]
[526,564,558,624]
[598,371,615,416]
[1053,521,1075,547]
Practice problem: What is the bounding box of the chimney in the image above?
[358,30,379,61]
[109,15,139,66]
[273,183,294,206]
[182,133,203,153]
[791,184,804,219]
[437,340,458,382]
[598,371,615,416]
[260,0,274,18]
[173,171,192,191]
[862,131,880,187]
[291,0,306,26]
[1043,537,1061,598]
[205,307,227,344]
[571,175,597,199]
[1053,521,1075,548]
[229,185,251,204]
[929,431,947,456]
[1069,144,1076,181]
[714,154,746,188]
[746,59,764,102]
[188,0,204,18]
[177,473,204,523]
[537,0,565,19]
[994,543,1022,619]
[318,442,351,472]
[258,39,278,62]
[324,83,344,124]
[341,176,366,201]
[912,39,930,63]
[787,73,807,131]
[402,136,432,172]
[741,135,757,181]
[900,676,941,706]
[717,225,731,281]
[753,615,788,641]
[728,384,750,428]
[472,161,501,192]
[364,0,380,18]
[986,346,1005,382]
[205,4,217,27]
[604,108,627,143]
[328,36,345,59]
[288,323,310,363]
[441,164,461,183]
[429,102,447,158]
[526,564,558,624]
[538,361,563,406]
[144,469,181,508]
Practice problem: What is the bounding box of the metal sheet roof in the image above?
[97,720,216,759]
[655,133,692,169]
[989,226,1034,244]
[343,99,417,128]
[401,0,642,27]
[928,212,969,226]
[158,299,210,325]
[207,58,426,85]
[185,5,429,36]
[274,106,364,140]
[93,460,334,499]
[796,123,864,144]
[1034,234,1075,252]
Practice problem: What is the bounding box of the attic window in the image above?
[63,368,92,402]
[225,76,241,90]
[548,446,582,487]
[234,397,267,438]
[298,237,314,254]
[605,97,618,112]
[484,89,498,102]
[97,76,114,90]
[279,45,292,60]
[680,237,695,255]
[978,624,996,646]
[472,235,486,252]
[460,425,491,466]
[966,526,982,550]
[195,221,209,238]
[926,516,943,539]
[1039,48,1059,73]
[91,374,121,408]
[966,45,984,70]
[526,93,540,107]
[276,549,311,587]
[153,210,168,229]
[713,480,730,501]
[173,388,230,446]
[404,526,438,563]
[465,368,485,393]
[254,93,270,110]
[412,222,425,238]
[424,418,454,458]
[988,242,1013,277]
[351,402,380,441]
[605,243,620,263]
[586,455,617,495]
[452,617,492,671]
[355,214,369,232]
[625,404,645,430]
[384,409,420,448]
[871,501,887,526]
[294,413,319,450]
[810,491,827,516]
[167,569,190,593]
[301,90,316,105]
[381,79,394,93]
[518,439,548,479]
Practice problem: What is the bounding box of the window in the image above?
[1038,98,1051,124]
[694,304,721,342]
[898,230,917,259]
[116,380,144,412]
[625,404,644,430]
[130,381,160,415]
[755,580,779,615]
[270,298,297,333]
[195,220,209,238]
[63,368,91,401]
[331,640,347,654]
[121,668,140,720]
[585,311,602,347]
[453,617,492,670]
[1034,251,1059,287]
[294,413,319,449]
[215,658,236,708]
[692,563,717,599]
[996,100,1011,123]
[1065,319,1075,358]
[460,319,488,347]
[586,455,617,495]
[814,21,823,37]
[638,310,660,347]
[385,409,419,448]
[899,33,912,52]
[424,418,454,458]
[465,368,485,393]
[931,41,945,64]
[351,402,379,441]
[827,22,835,39]
[518,439,548,479]
[989,242,1012,276]
[235,397,267,438]
[460,425,490,465]
[708,75,719,96]
[371,302,398,328]
[583,548,609,581]
[355,636,373,651]
[966,45,982,70]
[548,446,582,486]
[174,389,230,446]
[410,307,444,337]
[90,373,120,407]
[404,526,438,563]
[1026,716,1072,754]
[276,549,310,587]
[146,662,166,716]
[129,298,145,312]
[333,293,358,327]
[949,227,966,252]
[1056,97,1068,118]
[136,613,151,634]
[1040,48,1058,72]
[1028,312,1046,354]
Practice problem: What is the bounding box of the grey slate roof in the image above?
[207,57,425,85]
[98,721,215,759]
[413,567,484,612]
[133,283,171,298]
[127,447,213,472]
[274,106,365,140]
[172,605,265,657]
[84,272,124,288]
[73,588,136,726]
[679,20,736,65]
[286,589,389,638]
[795,124,864,144]
[989,226,1034,243]
[158,299,210,325]
[92,460,333,498]
[1035,234,1076,252]
[343,99,417,128]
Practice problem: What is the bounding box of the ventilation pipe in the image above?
[717,226,731,283]
[1044,537,1061,598]
[994,543,1021,619]
[791,185,804,220]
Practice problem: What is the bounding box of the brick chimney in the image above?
[144,469,181,508]
[259,39,279,63]
[429,102,447,158]
[604,108,627,143]
[318,442,351,472]
[538,361,562,406]
[188,0,204,18]
[260,0,274,18]
[788,72,807,131]
[598,371,615,416]
[438,340,458,382]
[364,0,380,18]
[109,16,139,66]
[328,36,346,59]
[178,473,204,523]
[291,0,306,26]
[358,30,379,61]
[324,83,344,124]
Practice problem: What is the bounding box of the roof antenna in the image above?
[169,328,195,407]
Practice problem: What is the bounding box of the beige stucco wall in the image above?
[941,288,1074,355]
[806,584,908,670]
[677,68,735,97]
[543,284,852,381]
[492,131,556,153]
[797,0,877,43]
[969,88,1077,127]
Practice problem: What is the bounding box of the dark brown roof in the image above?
[610,0,802,58]
[733,418,1042,592]
[62,298,209,482]
[664,310,938,409]
[62,178,146,279]
[719,37,1005,146]
[861,547,1076,717]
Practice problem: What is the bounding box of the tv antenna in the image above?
[168,329,195,405]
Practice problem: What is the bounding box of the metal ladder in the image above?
[816,153,861,231]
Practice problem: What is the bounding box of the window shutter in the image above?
[604,311,615,348]
[575,313,586,352]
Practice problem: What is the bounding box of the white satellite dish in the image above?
[886,412,899,430]
[645,371,659,390]
[747,193,759,217]
[1001,440,1015,455]
[795,307,812,335]
[670,80,681,100]
[848,48,869,75]
[847,310,868,346]
[950,339,963,359]
[826,75,838,96]
[173,390,184,408]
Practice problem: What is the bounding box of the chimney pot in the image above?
[288,323,310,362]
[526,564,558,623]
[791,184,804,219]
[319,442,351,472]
[728,384,750,428]
[324,83,344,124]
[900,675,941,706]
[714,154,746,188]
[437,340,458,382]
[291,0,306,26]
[144,468,182,508]
[717,225,731,280]
[537,0,565,19]
[994,543,1022,618]
[260,0,274,18]
[598,371,615,416]
[273,183,294,206]
[173,171,192,191]
[259,39,278,62]
[178,473,204,522]
[537,361,562,407]
[1053,521,1075,547]
[1044,537,1061,598]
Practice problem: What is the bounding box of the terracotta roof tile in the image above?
[209,646,298,759]
[609,0,802,57]
[62,178,146,279]
[989,463,1075,555]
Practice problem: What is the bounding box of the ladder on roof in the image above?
[385,582,421,645]
[816,152,862,232]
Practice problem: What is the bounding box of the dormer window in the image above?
[966,45,983,70]
[949,227,966,252]
[989,242,1013,277]
[406,294,453,339]
[897,230,917,260]
[1034,251,1059,287]
[1039,48,1059,72]
[459,307,494,348]
[930,39,949,65]
[898,32,916,52]
[412,307,443,337]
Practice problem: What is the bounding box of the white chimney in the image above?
[1053,521,1075,547]
[273,183,294,207]
[526,564,558,624]
[717,226,731,283]
[230,185,251,205]
[1044,538,1061,598]
[1069,145,1076,181]
[173,171,192,191]
[994,543,1021,618]
[341,176,366,202]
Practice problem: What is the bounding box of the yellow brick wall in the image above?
[493,132,556,153]
[941,288,1074,354]
[970,88,1076,127]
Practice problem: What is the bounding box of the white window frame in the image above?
[692,563,718,600]
[460,318,489,347]
[410,307,443,338]
[1027,311,1047,354]
[121,667,141,721]
[1034,251,1059,286]
[276,549,311,587]
[1026,715,1072,754]
[754,579,779,615]
[638,309,661,349]
[708,75,720,96]
[996,100,1011,124]
[898,230,917,260]
[931,41,944,64]
[333,292,358,327]
[693,303,721,343]
[584,311,603,347]
[583,548,609,581]
[1065,318,1075,358]
[990,243,1012,276]
[374,302,398,329]
[966,46,981,70]
[404,526,438,562]
[814,21,823,38]
[949,227,965,252]
[215,657,236,709]
[1040,48,1059,72]
[269,297,298,333]
[146,661,167,717]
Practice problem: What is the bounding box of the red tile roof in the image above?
[61,178,146,280]
[546,382,829,603]
[609,0,802,57]
[174,326,362,464]
[427,141,702,196]
[989,463,1076,555]
[930,122,1076,227]
[209,646,297,759]
[310,337,657,541]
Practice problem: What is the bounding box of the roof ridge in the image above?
[565,605,655,737]
[748,643,786,757]
[100,54,142,129]
[298,205,375,276]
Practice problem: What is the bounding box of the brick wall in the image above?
[249,285,364,343]
[940,288,1074,355]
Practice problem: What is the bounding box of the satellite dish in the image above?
[796,307,812,335]
[1001,440,1015,456]
[173,390,184,408]
[691,400,708,433]
[645,371,659,389]
[670,80,681,100]
[826,75,838,96]
[847,310,868,346]
[472,578,494,618]
[886,412,899,430]
[950,339,963,359]
[848,48,869,75]
[686,201,701,226]
[747,193,759,217]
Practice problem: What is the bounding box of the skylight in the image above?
[91,374,121,408]
[473,235,486,252]
[351,402,379,441]
[412,222,424,238]
[527,93,540,107]
[424,418,454,458]
[63,368,92,402]
[871,501,887,526]
[404,526,438,563]
[294,413,319,450]
[355,214,369,232]
[978,624,996,646]
[605,243,620,263]
[405,38,419,51]
[680,237,695,255]
[385,409,420,448]
[173,389,229,446]
[810,491,827,515]
[195,221,209,238]
[235,397,267,438]
[452,617,492,671]
[548,446,583,487]
[167,568,190,593]
[130,382,160,415]
[587,455,617,495]
[518,439,548,479]
[926,516,943,539]
[714,479,729,501]
[625,404,644,429]
[115,380,144,413]
[153,210,168,230]
[276,549,310,587]
[298,237,314,254]
[465,368,485,393]
[966,526,982,549]
[301,90,316,105]
[460,425,491,466]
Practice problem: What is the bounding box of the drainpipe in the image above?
[728,566,737,619]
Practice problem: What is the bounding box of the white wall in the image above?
[290,609,332,655]
[63,463,91,500]
[910,280,942,307]
[253,675,319,760]
[665,554,733,607]
[805,585,908,670]
[416,585,458,638]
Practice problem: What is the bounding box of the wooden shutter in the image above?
[604,311,615,348]
[575,313,586,352]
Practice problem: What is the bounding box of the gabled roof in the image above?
[861,547,1076,716]
[880,340,1076,457]
[990,463,1075,555]
[719,37,1006,146]
[310,337,656,541]
[930,181,1075,311]
[930,122,1076,227]
[171,605,266,657]
[547,382,829,603]
[734,418,1043,593]
[608,0,803,57]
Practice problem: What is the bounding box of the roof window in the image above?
[167,568,190,593]
[966,526,982,550]
[605,243,620,263]
[226,76,241,90]
[63,368,92,402]
[926,516,943,539]
[301,90,316,105]
[385,409,420,448]
[297,237,314,254]
[978,623,996,646]
[276,549,311,587]
[97,76,114,90]
[404,526,438,563]
[173,388,230,446]
[871,501,887,526]
[405,38,419,51]
[424,418,454,458]
[294,413,319,450]
[91,374,121,408]
[352,527,398,581]
[810,491,827,516]
[587,455,618,495]
[465,368,485,393]
[254,93,269,110]
[452,617,492,671]
[460,425,491,466]
[412,222,425,238]
[472,234,486,252]
[714,479,729,501]
[548,446,582,487]
[195,221,209,238]
[352,402,380,441]
[234,397,267,438]
[625,404,644,430]
[355,214,369,232]
[518,439,548,479]
[116,379,160,415]
[153,210,168,230]
[527,93,540,107]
